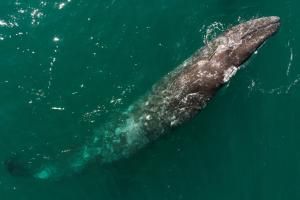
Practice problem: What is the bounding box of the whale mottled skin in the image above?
[137,16,281,138]
[6,16,280,179]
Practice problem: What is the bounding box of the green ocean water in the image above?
[0,0,299,199]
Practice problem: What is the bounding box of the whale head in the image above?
[208,16,280,69]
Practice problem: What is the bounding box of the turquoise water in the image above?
[0,0,299,199]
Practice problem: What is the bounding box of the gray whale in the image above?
[6,16,280,179]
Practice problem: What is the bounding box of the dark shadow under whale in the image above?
[5,16,280,180]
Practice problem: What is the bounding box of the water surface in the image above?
[0,0,299,199]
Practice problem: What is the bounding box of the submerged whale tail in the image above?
[4,146,94,180]
[5,153,89,179]
[5,111,149,180]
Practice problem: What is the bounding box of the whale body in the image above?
[6,16,280,179]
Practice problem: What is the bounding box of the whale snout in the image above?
[209,16,281,71]
[239,16,280,40]
[267,16,280,23]
[260,16,280,24]
[269,16,280,23]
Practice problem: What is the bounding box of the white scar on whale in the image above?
[5,16,280,180]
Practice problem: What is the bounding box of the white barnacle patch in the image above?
[216,44,227,53]
[210,59,222,69]
[228,38,242,48]
[197,70,218,80]
[170,115,179,127]
[197,60,207,66]
[181,92,199,104]
[196,71,204,78]
[145,115,152,120]
[206,70,218,79]
[170,120,179,127]
[179,75,188,85]
[223,66,238,83]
